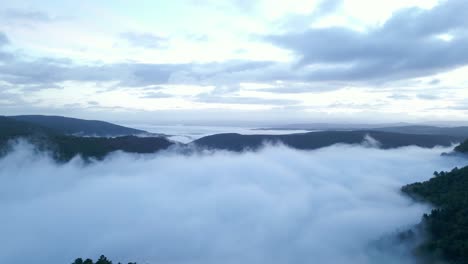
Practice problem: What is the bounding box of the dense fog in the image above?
[0,141,465,264]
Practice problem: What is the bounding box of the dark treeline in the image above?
[402,140,468,263]
[72,255,136,264]
[192,131,462,151]
[0,116,175,162]
[3,115,465,162]
[454,139,468,153]
[10,115,147,136]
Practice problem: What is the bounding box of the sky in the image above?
[0,0,467,125]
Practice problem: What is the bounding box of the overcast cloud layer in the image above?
[0,0,467,123]
[0,142,466,264]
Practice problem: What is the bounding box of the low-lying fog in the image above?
[126,124,311,143]
[0,141,466,264]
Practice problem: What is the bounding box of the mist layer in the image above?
[0,142,465,264]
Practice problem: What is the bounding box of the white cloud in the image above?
[0,141,466,264]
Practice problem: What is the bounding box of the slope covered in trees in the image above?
[71,255,136,264]
[0,116,55,138]
[454,139,468,153]
[372,125,468,138]
[193,131,462,151]
[0,116,174,161]
[402,140,468,263]
[10,115,147,136]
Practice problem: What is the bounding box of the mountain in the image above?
[401,140,468,263]
[372,125,468,138]
[258,122,411,131]
[0,116,174,161]
[0,116,56,139]
[10,115,147,136]
[193,131,462,151]
[47,135,175,161]
[455,140,468,153]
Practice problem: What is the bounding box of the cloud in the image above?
[140,91,173,99]
[0,141,466,264]
[314,0,342,17]
[0,33,278,89]
[120,32,169,49]
[2,9,53,22]
[0,56,287,94]
[0,32,9,46]
[195,94,300,105]
[266,0,468,82]
[417,93,440,100]
[279,0,343,31]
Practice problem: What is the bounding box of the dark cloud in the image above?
[266,0,468,82]
[120,32,169,49]
[0,32,277,88]
[0,46,279,89]
[1,0,467,101]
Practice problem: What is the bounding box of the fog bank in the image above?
[0,142,465,264]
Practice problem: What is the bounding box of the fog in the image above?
[0,141,465,264]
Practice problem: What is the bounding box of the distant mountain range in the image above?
[192,131,462,151]
[0,115,174,161]
[261,123,468,138]
[371,125,468,137]
[1,115,468,161]
[9,115,147,136]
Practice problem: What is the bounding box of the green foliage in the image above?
[454,139,468,153]
[72,255,135,264]
[0,116,174,162]
[72,258,83,264]
[402,166,468,263]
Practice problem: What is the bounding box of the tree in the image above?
[95,255,112,264]
[72,258,84,264]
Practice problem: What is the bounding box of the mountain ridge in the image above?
[10,115,147,137]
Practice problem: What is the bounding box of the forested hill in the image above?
[193,131,462,151]
[10,115,147,136]
[454,139,468,153]
[402,139,468,263]
[0,116,174,162]
[0,116,56,138]
[372,125,468,138]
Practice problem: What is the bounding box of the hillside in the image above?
[372,125,468,138]
[402,140,468,263]
[0,116,174,161]
[193,131,462,151]
[10,115,146,136]
[454,140,468,153]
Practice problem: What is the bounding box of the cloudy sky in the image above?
[0,0,467,124]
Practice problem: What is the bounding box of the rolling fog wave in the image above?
[0,141,466,264]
